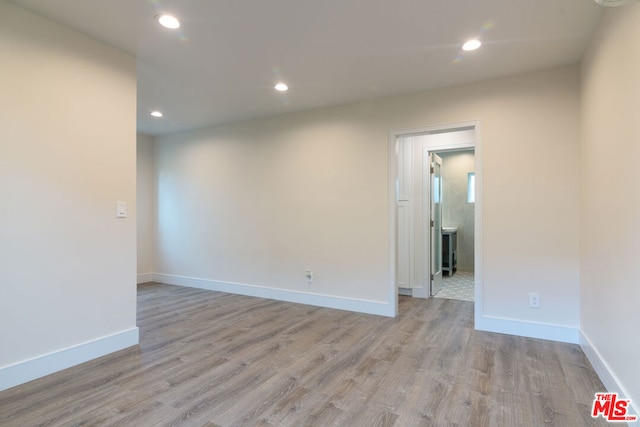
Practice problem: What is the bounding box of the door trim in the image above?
[429,152,444,297]
[388,120,482,325]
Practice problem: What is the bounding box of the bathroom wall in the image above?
[439,150,475,272]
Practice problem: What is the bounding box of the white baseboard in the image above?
[152,273,394,317]
[0,327,139,392]
[475,314,579,344]
[580,330,638,419]
[137,273,154,284]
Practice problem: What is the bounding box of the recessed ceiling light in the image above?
[150,111,163,118]
[157,14,180,29]
[462,39,482,51]
[274,82,288,92]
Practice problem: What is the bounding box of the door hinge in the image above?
[430,166,434,174]
[430,220,434,227]
[431,274,434,281]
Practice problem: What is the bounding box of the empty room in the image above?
[1,0,639,425]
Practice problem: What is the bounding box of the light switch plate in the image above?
[116,201,127,218]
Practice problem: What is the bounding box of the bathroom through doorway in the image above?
[432,149,475,302]
[391,121,481,315]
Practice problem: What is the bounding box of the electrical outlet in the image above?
[305,269,313,284]
[529,292,540,308]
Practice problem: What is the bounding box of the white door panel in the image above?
[430,153,443,296]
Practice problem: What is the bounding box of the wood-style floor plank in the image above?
[0,283,613,426]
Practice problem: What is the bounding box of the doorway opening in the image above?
[389,121,482,317]
[432,149,475,302]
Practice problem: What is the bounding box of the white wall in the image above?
[580,4,640,413]
[0,2,138,390]
[155,65,581,338]
[137,134,155,282]
[154,110,391,314]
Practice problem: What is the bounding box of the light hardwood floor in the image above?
[0,283,611,426]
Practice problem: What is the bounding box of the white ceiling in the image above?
[11,0,604,135]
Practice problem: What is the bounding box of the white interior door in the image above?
[430,153,443,296]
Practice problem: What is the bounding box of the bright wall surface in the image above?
[440,151,475,272]
[155,110,391,311]
[0,2,137,389]
[137,134,155,281]
[155,65,581,334]
[580,4,640,412]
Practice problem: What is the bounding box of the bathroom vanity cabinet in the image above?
[442,229,457,276]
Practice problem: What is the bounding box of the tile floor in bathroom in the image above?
[434,270,474,301]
